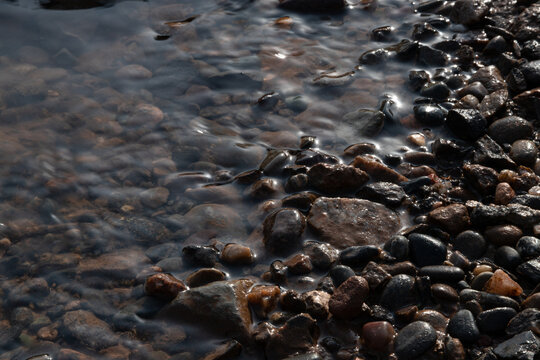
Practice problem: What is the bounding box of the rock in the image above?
[339,245,380,268]
[460,289,520,310]
[415,309,448,332]
[247,178,283,199]
[522,40,540,61]
[492,114,533,143]
[522,293,540,309]
[286,254,312,275]
[510,140,538,166]
[469,66,506,93]
[359,48,389,65]
[516,259,540,283]
[447,309,479,343]
[182,245,219,267]
[484,224,522,246]
[307,163,369,195]
[263,208,306,253]
[495,182,516,205]
[417,45,449,66]
[351,156,408,183]
[357,181,406,208]
[506,309,540,335]
[484,35,507,56]
[362,321,395,352]
[418,266,465,283]
[459,82,488,100]
[360,261,392,290]
[450,0,488,26]
[394,321,437,360]
[247,285,281,318]
[186,268,226,288]
[453,230,486,259]
[221,244,254,265]
[495,246,521,270]
[140,187,169,208]
[420,82,451,101]
[303,241,338,270]
[493,331,540,360]
[265,313,319,360]
[329,265,355,287]
[380,274,417,311]
[145,273,186,301]
[62,310,117,350]
[308,197,400,249]
[427,204,470,235]
[431,283,459,303]
[328,276,369,319]
[479,89,507,119]
[278,0,345,12]
[413,104,446,126]
[302,290,331,319]
[477,307,518,334]
[445,109,487,140]
[483,269,523,297]
[513,88,540,121]
[342,109,386,137]
[182,204,246,238]
[516,236,540,259]
[409,70,430,91]
[408,233,447,267]
[159,279,253,344]
[463,164,498,195]
[77,249,150,284]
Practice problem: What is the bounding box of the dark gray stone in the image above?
[394,321,437,360]
[356,182,406,208]
[342,109,386,137]
[408,233,447,267]
[380,274,417,311]
[453,230,486,259]
[447,309,479,343]
[493,331,540,360]
[488,116,533,144]
[446,109,487,140]
[477,307,517,334]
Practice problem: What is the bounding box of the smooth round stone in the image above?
[510,140,538,166]
[386,235,409,261]
[484,224,523,246]
[494,246,522,270]
[471,272,494,290]
[263,208,306,253]
[408,233,447,267]
[431,283,459,303]
[522,293,540,309]
[414,309,449,332]
[419,266,465,283]
[413,104,446,126]
[394,321,437,360]
[477,307,517,334]
[339,245,379,268]
[458,81,488,100]
[484,35,507,56]
[362,321,395,352]
[447,309,479,343]
[516,236,540,259]
[495,182,515,205]
[380,274,417,311]
[420,81,451,101]
[329,265,355,287]
[488,116,533,144]
[453,230,486,259]
[185,268,226,288]
[220,244,254,265]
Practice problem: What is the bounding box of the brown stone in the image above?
[307,163,369,195]
[247,285,281,318]
[483,269,523,297]
[428,203,471,235]
[285,254,312,275]
[360,261,392,290]
[77,249,150,282]
[362,321,395,352]
[463,163,499,195]
[522,293,540,309]
[139,187,169,208]
[265,313,318,360]
[62,310,117,350]
[495,182,515,205]
[145,273,186,301]
[186,268,226,288]
[351,155,408,183]
[415,309,448,332]
[431,283,459,303]
[484,224,523,246]
[329,276,369,319]
[182,204,247,238]
[302,290,331,320]
[221,243,254,265]
[308,197,400,249]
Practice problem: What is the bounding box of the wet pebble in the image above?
[516,236,540,259]
[431,283,459,303]
[357,181,406,208]
[185,268,226,288]
[145,273,186,301]
[458,82,488,100]
[495,182,515,205]
[329,276,369,319]
[385,235,409,261]
[447,309,479,343]
[420,82,451,101]
[493,331,540,360]
[477,307,517,334]
[302,290,331,320]
[307,163,369,195]
[488,116,533,144]
[484,224,523,246]
[494,246,522,270]
[419,265,465,283]
[413,104,446,126]
[516,259,540,283]
[220,243,254,265]
[286,254,312,275]
[415,309,448,332]
[263,208,306,253]
[339,245,379,268]
[510,140,538,166]
[445,108,487,140]
[394,321,437,360]
[408,233,447,267]
[453,230,486,259]
[380,274,417,311]
[427,203,470,235]
[182,245,219,267]
[361,321,395,352]
[329,265,355,287]
[303,241,338,270]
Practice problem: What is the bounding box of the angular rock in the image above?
[506,309,540,336]
[329,276,369,319]
[357,181,406,208]
[463,163,498,195]
[308,197,400,249]
[446,109,487,140]
[159,279,253,344]
[427,203,470,235]
[479,89,507,119]
[469,65,506,93]
[516,259,540,283]
[145,273,186,301]
[493,331,540,360]
[302,290,331,320]
[307,163,369,195]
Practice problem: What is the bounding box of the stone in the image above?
[351,156,408,183]
[186,268,226,288]
[182,204,246,238]
[488,116,533,144]
[510,140,538,167]
[380,274,417,311]
[139,187,169,208]
[427,204,470,235]
[447,309,479,344]
[303,241,338,270]
[522,293,540,309]
[394,321,437,360]
[506,309,540,335]
[359,261,392,290]
[264,313,319,360]
[328,276,369,319]
[62,310,117,350]
[339,245,379,268]
[359,48,389,65]
[329,265,355,287]
[307,163,369,195]
[182,245,219,267]
[477,307,518,334]
[469,65,506,93]
[308,197,400,249]
[220,244,254,265]
[77,249,150,284]
[408,233,447,267]
[342,109,386,137]
[484,35,507,56]
[453,230,486,259]
[362,321,395,352]
[420,82,451,101]
[516,259,540,283]
[415,309,448,332]
[145,273,186,301]
[286,254,312,275]
[247,178,283,199]
[247,285,280,318]
[483,269,523,297]
[495,182,516,205]
[413,104,446,126]
[493,331,540,360]
[463,164,498,195]
[516,236,540,259]
[302,290,331,320]
[460,289,519,310]
[417,45,449,66]
[263,208,306,253]
[450,0,488,26]
[445,109,487,140]
[431,283,459,303]
[357,182,406,208]
[159,279,253,344]
[419,266,465,283]
[458,82,488,100]
[484,224,522,246]
[479,89,508,119]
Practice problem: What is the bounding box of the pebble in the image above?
[460,289,519,310]
[286,254,312,275]
[522,293,540,309]
[414,309,449,332]
[413,104,446,126]
[328,265,355,287]
[506,308,540,335]
[339,245,379,268]
[420,81,451,101]
[307,163,369,195]
[510,140,538,166]
[453,230,486,259]
[484,35,507,55]
[447,309,480,343]
[220,243,254,265]
[477,307,518,334]
[145,273,186,301]
[419,265,465,283]
[351,155,408,183]
[468,65,506,93]
[303,241,338,270]
[445,108,487,140]
[302,290,331,320]
[341,109,386,137]
[471,272,493,290]
[458,81,488,100]
[427,203,470,235]
[362,321,395,352]
[328,276,369,319]
[356,181,406,208]
[488,116,533,144]
[185,268,226,288]
[516,259,540,283]
[247,285,280,318]
[483,269,523,297]
[495,182,516,205]
[380,274,417,311]
[484,224,523,246]
[493,331,540,360]
[386,235,409,261]
[494,246,522,270]
[516,236,540,259]
[182,245,219,267]
[431,283,459,303]
[408,233,447,267]
[263,208,306,253]
[394,321,437,360]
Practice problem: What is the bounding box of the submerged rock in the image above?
[308,197,400,249]
[278,0,345,12]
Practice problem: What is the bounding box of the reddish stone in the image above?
[145,273,186,301]
[362,321,395,352]
[329,276,369,319]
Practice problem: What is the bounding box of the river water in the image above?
[0,0,462,358]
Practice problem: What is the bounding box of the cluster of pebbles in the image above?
[0,0,539,359]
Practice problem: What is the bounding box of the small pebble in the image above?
[394,321,437,360]
[220,243,254,265]
[483,269,523,297]
[447,309,480,343]
[362,321,395,352]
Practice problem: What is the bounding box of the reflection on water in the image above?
[0,0,457,358]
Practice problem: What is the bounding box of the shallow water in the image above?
[0,0,463,358]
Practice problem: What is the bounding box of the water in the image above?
[0,0,458,358]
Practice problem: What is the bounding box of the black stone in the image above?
[329,265,355,287]
[385,235,409,261]
[418,265,465,283]
[516,236,540,259]
[339,245,380,268]
[445,109,487,140]
[493,331,540,360]
[522,40,540,61]
[470,272,493,290]
[447,309,480,343]
[182,245,219,267]
[506,309,540,336]
[453,230,486,259]
[409,70,430,91]
[394,321,437,360]
[417,45,449,66]
[414,104,446,126]
[473,135,516,170]
[488,116,533,144]
[359,48,389,65]
[459,82,488,100]
[459,289,520,310]
[483,35,507,56]
[371,26,395,42]
[477,307,517,334]
[516,259,540,283]
[380,274,417,311]
[263,209,306,253]
[494,246,522,270]
[420,82,451,101]
[357,182,406,208]
[408,233,447,267]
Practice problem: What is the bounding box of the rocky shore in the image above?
[0,0,539,359]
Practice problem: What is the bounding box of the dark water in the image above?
[0,0,460,358]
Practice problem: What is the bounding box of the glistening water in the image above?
[0,0,459,358]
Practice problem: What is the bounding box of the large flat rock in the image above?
[308,197,400,249]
